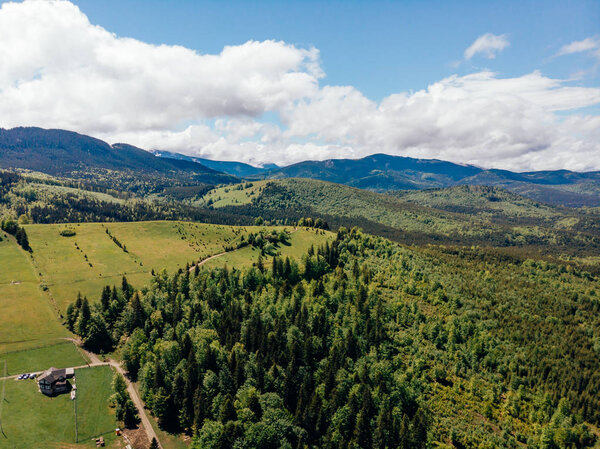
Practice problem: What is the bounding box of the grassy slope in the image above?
[1,365,116,449]
[0,236,69,353]
[198,180,268,208]
[202,227,333,270]
[26,221,324,313]
[0,341,87,376]
[26,222,247,312]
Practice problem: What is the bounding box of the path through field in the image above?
[188,250,227,272]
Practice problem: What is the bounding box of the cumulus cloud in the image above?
[464,33,510,60]
[281,71,600,171]
[0,0,321,134]
[0,1,599,171]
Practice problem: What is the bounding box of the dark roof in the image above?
[39,367,67,384]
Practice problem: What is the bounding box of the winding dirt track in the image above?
[188,251,227,272]
[75,343,161,448]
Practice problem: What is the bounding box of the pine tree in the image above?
[219,395,237,423]
[122,275,132,300]
[100,285,111,311]
[76,297,91,337]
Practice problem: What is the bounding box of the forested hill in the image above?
[67,228,600,448]
[202,179,600,257]
[0,127,237,185]
[260,154,600,207]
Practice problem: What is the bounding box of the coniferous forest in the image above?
[67,228,600,449]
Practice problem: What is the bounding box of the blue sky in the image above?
[0,0,599,170]
[70,0,600,99]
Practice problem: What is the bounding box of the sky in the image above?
[0,0,599,171]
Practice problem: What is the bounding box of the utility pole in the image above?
[0,359,6,436]
[73,382,78,443]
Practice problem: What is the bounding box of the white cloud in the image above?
[0,0,321,134]
[556,37,600,59]
[464,33,510,60]
[281,71,600,171]
[0,1,599,171]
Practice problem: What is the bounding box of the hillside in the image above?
[25,221,330,313]
[200,179,600,256]
[0,127,238,186]
[258,153,600,207]
[63,227,600,449]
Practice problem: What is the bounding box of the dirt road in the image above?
[188,250,227,272]
[75,344,161,448]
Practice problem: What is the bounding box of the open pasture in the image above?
[0,236,69,354]
[25,221,327,313]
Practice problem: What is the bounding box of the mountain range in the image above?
[0,127,237,185]
[1,127,599,206]
[156,148,600,207]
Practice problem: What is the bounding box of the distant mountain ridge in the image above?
[258,153,600,207]
[2,127,599,206]
[154,150,600,206]
[151,149,277,177]
[0,127,237,185]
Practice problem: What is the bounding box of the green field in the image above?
[26,221,250,313]
[0,341,87,376]
[0,235,69,354]
[0,365,117,448]
[198,180,269,208]
[25,221,329,313]
[202,227,333,270]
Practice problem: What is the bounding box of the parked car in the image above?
[29,373,36,379]
[17,374,25,380]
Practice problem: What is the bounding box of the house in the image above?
[38,367,74,395]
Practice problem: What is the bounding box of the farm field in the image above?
[0,341,87,376]
[0,365,117,448]
[0,235,69,354]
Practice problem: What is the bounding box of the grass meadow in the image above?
[202,227,334,270]
[26,221,252,312]
[25,221,327,313]
[0,236,69,354]
[0,341,87,376]
[197,180,269,208]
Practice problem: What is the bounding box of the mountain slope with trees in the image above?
[0,127,238,186]
[66,228,600,449]
[259,154,600,207]
[205,179,600,257]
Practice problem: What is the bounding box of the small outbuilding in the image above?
[38,367,74,395]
